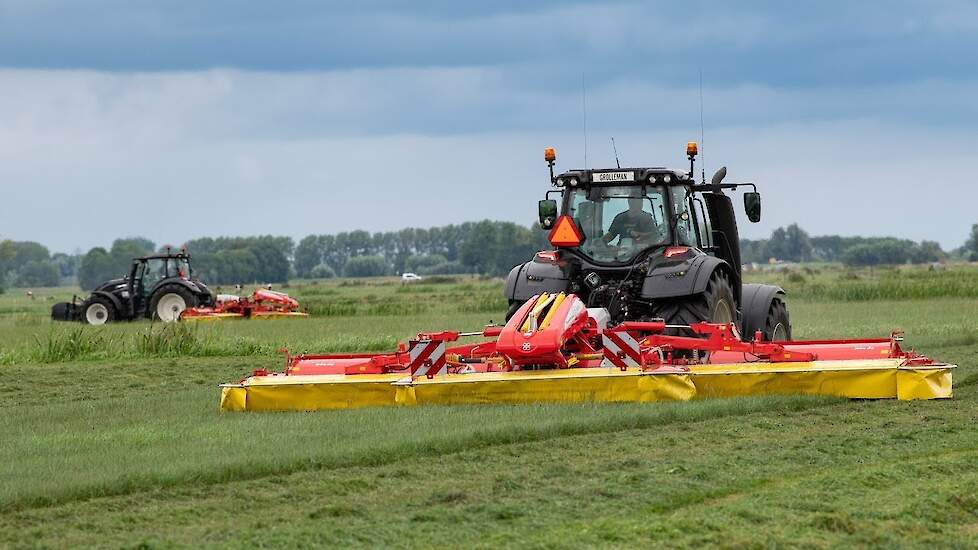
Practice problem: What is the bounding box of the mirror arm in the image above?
[691,182,757,193]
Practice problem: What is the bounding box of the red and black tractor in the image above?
[52,250,216,325]
[503,143,790,341]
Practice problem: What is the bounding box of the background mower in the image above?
[181,288,308,320]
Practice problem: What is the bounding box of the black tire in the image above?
[51,302,74,321]
[651,269,737,336]
[759,297,791,341]
[504,299,523,322]
[150,285,198,322]
[82,296,116,326]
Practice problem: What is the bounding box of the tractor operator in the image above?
[602,197,659,245]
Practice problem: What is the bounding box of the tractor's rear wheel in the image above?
[83,296,115,326]
[760,297,791,341]
[651,269,737,335]
[151,286,197,322]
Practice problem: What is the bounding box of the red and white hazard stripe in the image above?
[408,339,447,379]
[602,330,643,370]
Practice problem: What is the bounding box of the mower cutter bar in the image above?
[219,293,955,411]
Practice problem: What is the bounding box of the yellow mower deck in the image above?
[220,359,954,412]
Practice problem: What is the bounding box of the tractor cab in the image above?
[537,143,761,268]
[128,252,194,315]
[543,169,695,265]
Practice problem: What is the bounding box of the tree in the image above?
[310,264,337,279]
[294,235,322,278]
[965,224,978,261]
[249,237,292,283]
[909,240,944,264]
[418,260,468,275]
[17,260,61,287]
[460,220,498,274]
[490,222,540,275]
[841,240,909,266]
[51,253,80,279]
[404,254,448,273]
[763,224,812,262]
[184,236,293,284]
[110,237,156,275]
[809,235,861,262]
[216,248,259,283]
[0,239,15,291]
[77,248,119,289]
[343,255,389,277]
[9,241,50,271]
[126,237,156,254]
[739,239,767,264]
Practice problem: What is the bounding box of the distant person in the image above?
[603,197,659,245]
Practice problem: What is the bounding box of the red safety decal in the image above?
[602,330,643,370]
[408,339,447,379]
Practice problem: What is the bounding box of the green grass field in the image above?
[1,267,977,548]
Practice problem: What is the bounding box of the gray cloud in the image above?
[2,68,974,142]
[0,69,975,252]
[1,1,976,88]
[1,2,975,253]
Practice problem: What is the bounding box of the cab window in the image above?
[567,185,669,263]
[142,259,166,290]
[670,186,695,246]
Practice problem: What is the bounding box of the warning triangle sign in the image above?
[548,215,585,247]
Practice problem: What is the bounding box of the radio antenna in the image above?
[582,73,589,169]
[699,68,706,184]
[611,137,621,169]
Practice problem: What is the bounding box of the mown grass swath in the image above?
[0,390,832,512]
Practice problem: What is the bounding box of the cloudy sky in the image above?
[1,1,976,252]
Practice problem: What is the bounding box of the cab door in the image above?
[131,261,150,316]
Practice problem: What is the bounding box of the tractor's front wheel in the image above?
[151,286,197,322]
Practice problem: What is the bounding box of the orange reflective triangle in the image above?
[548,215,584,247]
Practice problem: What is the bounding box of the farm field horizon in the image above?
[1,266,977,547]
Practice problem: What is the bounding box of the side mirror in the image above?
[744,192,761,223]
[538,199,558,229]
[711,166,727,186]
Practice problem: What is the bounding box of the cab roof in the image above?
[135,253,191,261]
[555,167,691,186]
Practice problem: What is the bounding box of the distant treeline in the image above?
[293,221,550,280]
[2,222,976,290]
[741,223,978,266]
[0,221,549,290]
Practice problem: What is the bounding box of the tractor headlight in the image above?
[663,174,672,183]
[647,174,658,183]
[568,178,578,187]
